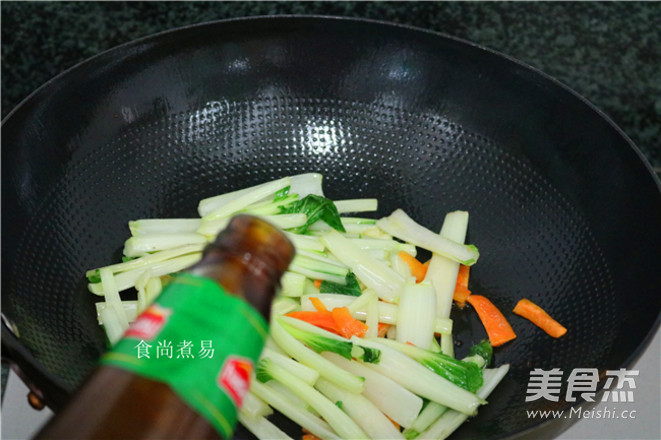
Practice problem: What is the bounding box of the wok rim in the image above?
[2,14,660,440]
[2,14,659,188]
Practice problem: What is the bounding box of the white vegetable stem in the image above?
[288,264,347,285]
[98,268,128,344]
[322,352,423,428]
[280,272,307,297]
[199,176,292,220]
[377,209,478,266]
[309,219,378,235]
[390,252,413,280]
[333,198,378,214]
[396,281,437,349]
[424,210,469,319]
[258,358,367,439]
[239,414,292,440]
[123,233,207,257]
[349,238,416,256]
[270,297,299,316]
[259,347,319,386]
[134,269,152,314]
[250,381,338,440]
[419,365,510,440]
[145,277,162,304]
[128,218,202,236]
[365,291,379,338]
[241,194,297,216]
[441,333,455,358]
[269,318,364,394]
[96,301,138,324]
[284,232,324,252]
[89,253,201,295]
[239,391,273,420]
[99,269,128,330]
[98,308,124,346]
[315,378,404,439]
[321,229,405,302]
[86,243,204,278]
[197,213,307,238]
[356,337,485,415]
[406,401,448,436]
[288,172,325,198]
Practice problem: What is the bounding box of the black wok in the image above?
[2,16,660,440]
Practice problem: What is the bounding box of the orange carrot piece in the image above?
[331,306,368,338]
[286,311,338,334]
[466,295,517,347]
[302,430,323,440]
[398,251,427,282]
[313,279,322,289]
[453,264,472,306]
[309,296,328,312]
[453,284,472,307]
[386,415,400,430]
[377,323,391,338]
[513,298,567,338]
[456,264,470,288]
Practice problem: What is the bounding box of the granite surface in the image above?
[1,0,660,403]
[2,1,660,171]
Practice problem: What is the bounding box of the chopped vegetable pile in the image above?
[89,173,566,440]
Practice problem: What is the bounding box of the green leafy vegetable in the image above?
[278,316,380,363]
[378,338,483,393]
[273,185,292,202]
[87,271,101,283]
[320,272,362,297]
[419,351,483,393]
[280,194,346,234]
[461,339,493,369]
[469,339,493,366]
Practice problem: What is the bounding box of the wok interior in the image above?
[3,17,659,440]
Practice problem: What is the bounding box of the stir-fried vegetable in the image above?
[466,295,517,347]
[319,272,362,297]
[513,298,567,338]
[87,173,516,439]
[452,264,472,307]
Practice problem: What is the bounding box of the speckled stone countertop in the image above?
[1,0,659,402]
[2,1,660,171]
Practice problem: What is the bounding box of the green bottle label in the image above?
[101,273,268,438]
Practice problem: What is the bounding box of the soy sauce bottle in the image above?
[35,215,295,439]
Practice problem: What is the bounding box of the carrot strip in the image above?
[313,279,322,289]
[453,284,472,307]
[398,251,427,282]
[302,430,323,440]
[331,306,368,338]
[513,298,567,338]
[285,311,338,334]
[309,296,328,312]
[456,264,470,288]
[386,415,400,430]
[453,264,472,307]
[466,295,516,347]
[377,323,391,338]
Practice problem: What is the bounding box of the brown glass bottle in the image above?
[34,215,295,440]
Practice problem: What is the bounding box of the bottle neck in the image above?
[187,248,278,321]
